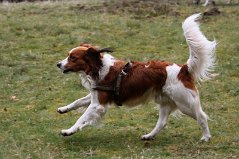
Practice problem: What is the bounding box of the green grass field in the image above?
[0,0,238,158]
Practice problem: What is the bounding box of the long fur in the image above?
[183,13,217,81]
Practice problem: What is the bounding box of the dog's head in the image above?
[57,43,113,77]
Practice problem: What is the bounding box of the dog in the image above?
[193,0,232,6]
[56,13,216,141]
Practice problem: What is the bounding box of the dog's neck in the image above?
[98,54,116,81]
[79,53,116,90]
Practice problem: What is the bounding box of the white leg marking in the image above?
[60,91,107,136]
[165,84,211,141]
[141,104,172,140]
[195,102,211,142]
[57,93,91,114]
[61,103,107,136]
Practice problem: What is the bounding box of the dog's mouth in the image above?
[63,69,73,74]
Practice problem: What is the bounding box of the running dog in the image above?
[56,14,216,141]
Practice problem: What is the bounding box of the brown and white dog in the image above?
[56,14,216,141]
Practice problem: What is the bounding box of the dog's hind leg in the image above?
[141,96,175,140]
[141,105,172,140]
[171,89,211,141]
[57,93,91,114]
[194,100,211,141]
[177,101,211,141]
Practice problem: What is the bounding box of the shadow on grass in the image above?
[60,128,178,152]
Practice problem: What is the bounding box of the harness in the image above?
[92,62,132,106]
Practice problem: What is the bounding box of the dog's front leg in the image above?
[57,93,91,114]
[60,102,107,136]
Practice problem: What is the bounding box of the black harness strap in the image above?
[93,62,132,106]
[114,62,132,106]
[93,83,114,92]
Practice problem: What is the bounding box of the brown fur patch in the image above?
[65,46,103,79]
[98,60,172,105]
[177,65,196,90]
[65,47,90,73]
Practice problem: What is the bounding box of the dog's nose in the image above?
[57,63,61,68]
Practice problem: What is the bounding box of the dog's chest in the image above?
[79,73,93,90]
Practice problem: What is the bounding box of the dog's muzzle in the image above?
[57,62,72,74]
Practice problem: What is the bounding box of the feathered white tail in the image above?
[182,13,217,81]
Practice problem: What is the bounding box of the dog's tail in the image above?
[182,13,217,82]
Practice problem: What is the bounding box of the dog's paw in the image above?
[60,129,74,136]
[57,107,68,114]
[141,134,155,140]
[200,135,211,142]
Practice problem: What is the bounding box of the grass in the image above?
[0,0,238,158]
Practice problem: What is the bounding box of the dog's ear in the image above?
[86,47,100,61]
[99,48,114,53]
[85,47,102,79]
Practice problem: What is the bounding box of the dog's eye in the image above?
[68,56,77,62]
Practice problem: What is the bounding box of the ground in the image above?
[0,0,238,158]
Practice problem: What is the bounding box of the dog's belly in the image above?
[123,89,155,107]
